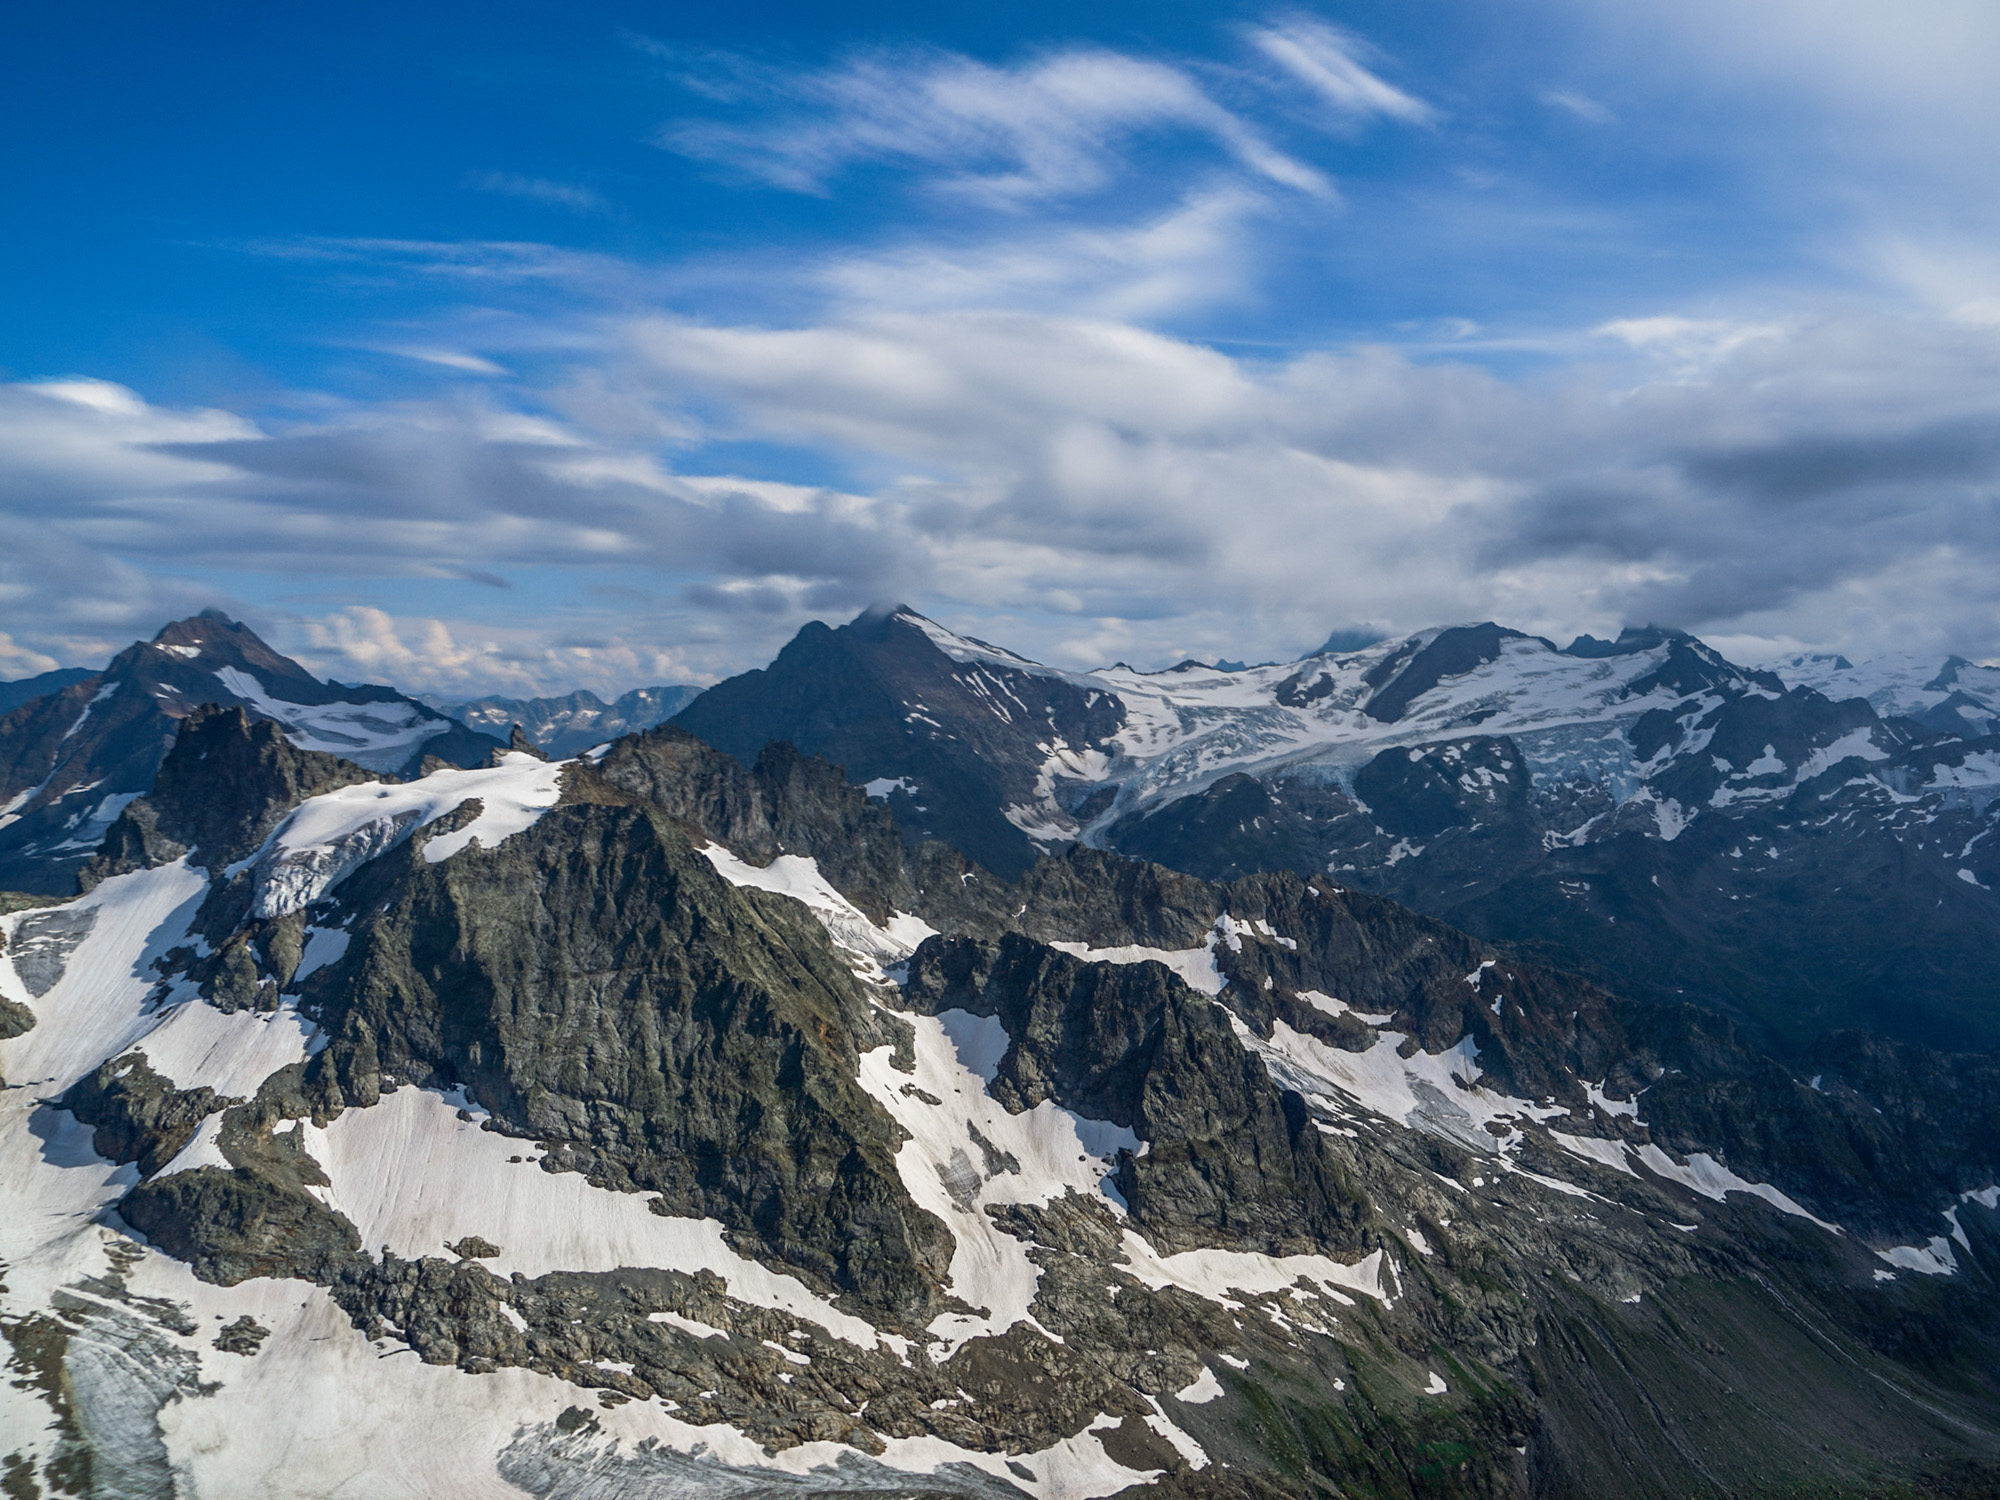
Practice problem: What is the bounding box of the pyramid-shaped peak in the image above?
[149,612,319,684]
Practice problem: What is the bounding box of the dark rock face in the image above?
[61,1052,227,1178]
[212,1315,270,1355]
[671,605,1125,878]
[0,613,503,894]
[906,934,1370,1257]
[89,704,381,880]
[122,1163,365,1285]
[1110,673,2000,1057]
[1368,720,2000,1054]
[1108,773,1367,884]
[570,727,924,925]
[307,801,953,1327]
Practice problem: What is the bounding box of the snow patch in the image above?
[1174,1367,1224,1404]
[211,666,453,772]
[1118,1234,1385,1309]
[700,845,936,971]
[857,1009,1143,1358]
[1049,939,1223,996]
[1876,1238,1958,1276]
[1630,1143,1840,1232]
[1231,1015,1565,1156]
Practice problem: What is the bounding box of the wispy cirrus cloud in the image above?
[1247,18,1435,127]
[1539,88,1613,125]
[654,43,1333,203]
[464,171,609,213]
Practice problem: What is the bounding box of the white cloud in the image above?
[0,632,59,681]
[464,171,608,213]
[293,607,703,698]
[386,347,512,375]
[1539,88,1613,125]
[6,299,2000,688]
[818,185,1275,321]
[1249,18,1435,126]
[1592,315,1784,376]
[658,43,1331,203]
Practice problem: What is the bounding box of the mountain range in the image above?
[0,613,506,895]
[430,686,705,760]
[2,609,1998,1499]
[673,607,2000,1055]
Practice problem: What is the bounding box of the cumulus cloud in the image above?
[11,291,2000,691]
[293,607,703,699]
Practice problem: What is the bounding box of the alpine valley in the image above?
[4,607,1999,1500]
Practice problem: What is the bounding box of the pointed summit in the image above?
[150,612,320,689]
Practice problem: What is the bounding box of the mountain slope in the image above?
[4,712,2000,1496]
[0,667,94,716]
[0,612,504,894]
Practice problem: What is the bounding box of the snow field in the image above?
[0,859,209,1095]
[211,665,453,772]
[123,1252,1165,1500]
[248,752,569,917]
[131,991,317,1098]
[300,1085,898,1353]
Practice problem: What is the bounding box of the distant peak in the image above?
[153,610,244,643]
[143,613,320,685]
[1316,626,1386,656]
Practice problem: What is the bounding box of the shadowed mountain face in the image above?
[5,709,2000,1497]
[671,605,1126,879]
[677,608,2000,1055]
[0,612,503,893]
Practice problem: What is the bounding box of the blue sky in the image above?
[4,0,1999,693]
